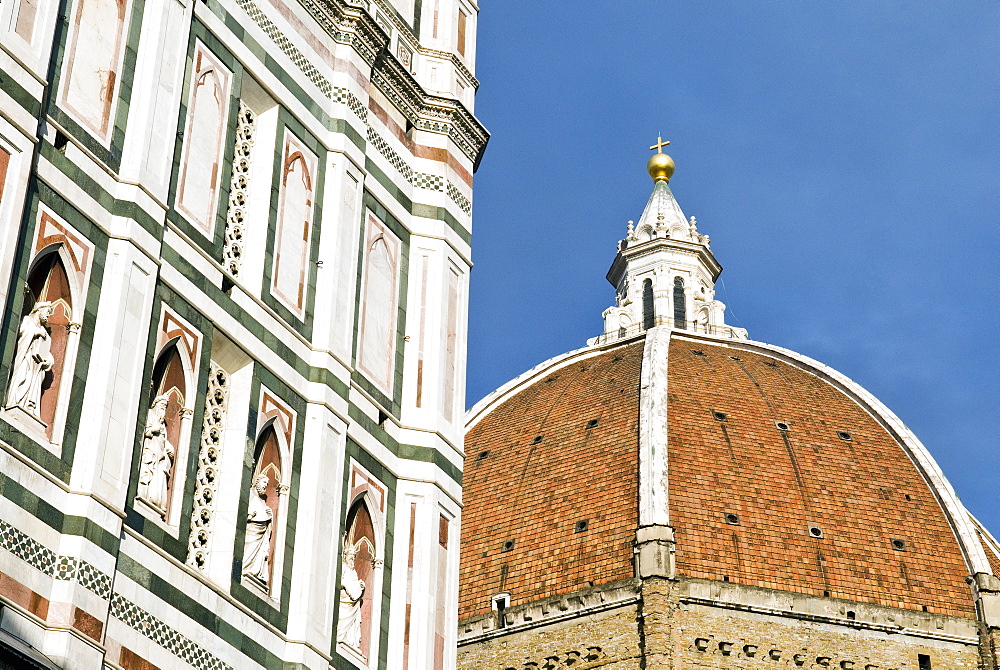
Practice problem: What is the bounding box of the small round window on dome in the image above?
[808,525,824,538]
[891,538,907,551]
[574,519,589,533]
[691,350,705,356]
[837,431,853,441]
[728,356,742,362]
[476,450,490,461]
[501,539,515,552]
[725,513,740,525]
[775,421,790,431]
[762,361,777,368]
[531,435,543,444]
[586,419,600,429]
[713,411,728,422]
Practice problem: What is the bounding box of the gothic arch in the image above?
[339,492,383,660]
[6,246,80,436]
[136,340,194,519]
[357,216,400,392]
[271,138,316,315]
[242,417,290,593]
[176,43,232,235]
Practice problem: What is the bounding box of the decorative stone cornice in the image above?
[362,0,482,94]
[296,0,489,165]
[420,47,480,89]
[607,237,722,288]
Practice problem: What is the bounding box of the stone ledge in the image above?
[680,577,980,645]
[458,579,640,645]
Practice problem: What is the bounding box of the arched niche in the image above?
[136,340,192,519]
[339,494,383,660]
[242,419,289,594]
[6,246,80,437]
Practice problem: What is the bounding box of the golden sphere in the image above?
[647,152,675,182]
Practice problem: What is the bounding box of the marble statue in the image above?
[6,301,54,421]
[337,545,366,649]
[137,394,174,512]
[242,473,273,584]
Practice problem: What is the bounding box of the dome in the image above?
[457,155,1000,670]
[459,332,993,622]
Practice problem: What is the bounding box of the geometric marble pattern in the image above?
[0,519,232,668]
[233,0,475,213]
[76,561,113,600]
[412,171,444,192]
[447,180,473,214]
[0,519,56,576]
[111,593,235,670]
[235,0,334,100]
[0,519,112,599]
[367,126,414,182]
[237,0,371,127]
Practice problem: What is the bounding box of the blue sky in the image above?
[466,4,1000,531]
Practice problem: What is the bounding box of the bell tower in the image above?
[596,138,747,343]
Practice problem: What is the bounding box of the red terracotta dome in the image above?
[459,331,994,622]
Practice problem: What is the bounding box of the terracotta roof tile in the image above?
[459,342,643,619]
[459,334,976,621]
[667,338,974,617]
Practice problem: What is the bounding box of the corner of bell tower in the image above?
[592,138,748,345]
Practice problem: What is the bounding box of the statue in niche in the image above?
[137,394,174,513]
[337,545,366,649]
[242,473,273,584]
[6,301,54,421]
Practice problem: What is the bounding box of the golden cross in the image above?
[649,136,671,153]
